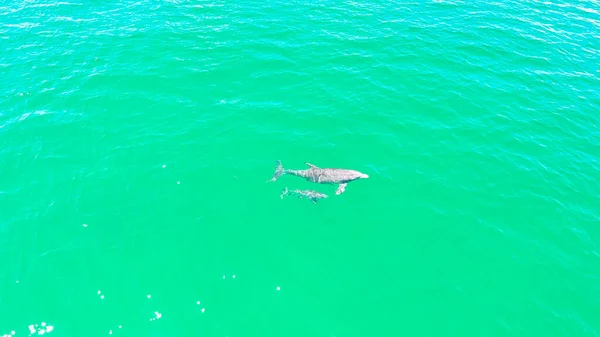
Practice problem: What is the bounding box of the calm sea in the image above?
[1,0,599,336]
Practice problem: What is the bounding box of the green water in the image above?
[1,0,599,336]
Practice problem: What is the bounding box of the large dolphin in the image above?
[280,187,328,204]
[269,160,369,195]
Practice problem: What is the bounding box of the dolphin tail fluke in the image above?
[280,187,289,199]
[270,160,285,182]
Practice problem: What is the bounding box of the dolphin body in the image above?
[269,160,369,195]
[280,187,328,204]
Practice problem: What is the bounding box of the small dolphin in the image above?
[269,160,369,195]
[280,187,328,204]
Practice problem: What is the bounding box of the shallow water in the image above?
[1,0,599,336]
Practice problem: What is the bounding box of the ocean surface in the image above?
[1,0,599,336]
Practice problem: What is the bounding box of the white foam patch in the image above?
[150,311,162,321]
[27,323,54,336]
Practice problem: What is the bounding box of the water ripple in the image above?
[1,0,599,335]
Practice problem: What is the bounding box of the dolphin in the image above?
[280,187,328,204]
[269,160,369,195]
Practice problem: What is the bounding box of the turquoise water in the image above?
[1,0,599,336]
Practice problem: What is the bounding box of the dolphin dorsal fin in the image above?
[305,162,318,169]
